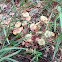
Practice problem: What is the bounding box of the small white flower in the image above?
[15,21,21,28]
[44,30,55,37]
[36,38,45,45]
[40,16,48,23]
[25,34,32,42]
[22,21,27,26]
[30,23,37,31]
[22,12,29,17]
[26,16,31,21]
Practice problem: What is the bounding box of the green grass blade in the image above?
[12,0,15,10]
[6,58,18,62]
[30,57,36,62]
[53,37,60,59]
[21,1,36,10]
[7,21,11,38]
[20,0,25,7]
[39,1,48,3]
[11,31,23,41]
[0,51,9,57]
[36,56,38,62]
[29,8,38,14]
[49,13,59,30]
[55,33,62,40]
[0,50,21,61]
[58,6,62,33]
[5,37,25,47]
[59,48,62,53]
[0,47,26,52]
[3,27,10,44]
[12,0,17,19]
[54,19,56,32]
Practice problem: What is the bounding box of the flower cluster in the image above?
[36,38,45,46]
[13,21,23,35]
[22,12,31,21]
[12,12,55,47]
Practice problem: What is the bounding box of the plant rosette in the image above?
[36,38,45,46]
